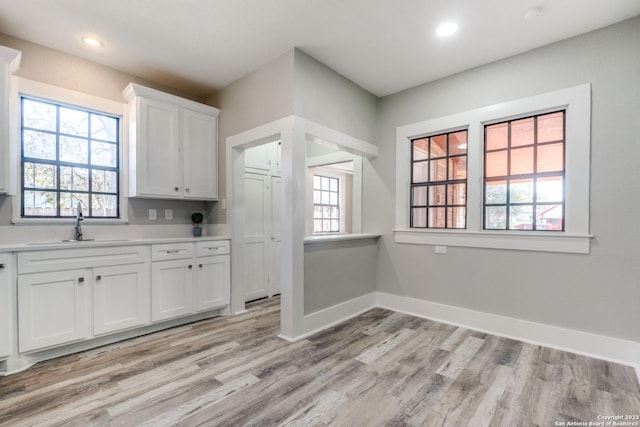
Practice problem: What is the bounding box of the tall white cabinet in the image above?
[0,254,12,359]
[0,46,21,194]
[244,141,281,301]
[123,83,220,200]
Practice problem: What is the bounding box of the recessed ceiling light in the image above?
[436,22,459,38]
[81,36,104,48]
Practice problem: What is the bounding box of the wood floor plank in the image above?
[0,296,638,426]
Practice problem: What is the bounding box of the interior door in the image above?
[244,172,269,301]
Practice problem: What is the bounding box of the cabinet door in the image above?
[136,97,181,197]
[94,263,150,335]
[183,108,218,200]
[18,270,91,352]
[151,259,194,322]
[244,172,269,301]
[0,255,10,358]
[195,255,230,312]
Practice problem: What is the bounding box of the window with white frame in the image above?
[313,174,340,233]
[395,84,591,254]
[20,96,120,218]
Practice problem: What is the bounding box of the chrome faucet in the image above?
[75,201,84,241]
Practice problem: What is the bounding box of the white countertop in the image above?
[0,235,231,252]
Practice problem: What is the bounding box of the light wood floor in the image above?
[1,297,639,426]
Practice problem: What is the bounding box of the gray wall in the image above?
[293,50,378,143]
[0,33,215,226]
[212,50,295,224]
[304,239,378,314]
[367,17,640,341]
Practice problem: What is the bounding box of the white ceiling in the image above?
[0,0,638,98]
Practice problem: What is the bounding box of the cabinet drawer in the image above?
[18,246,148,274]
[197,240,230,257]
[151,243,194,261]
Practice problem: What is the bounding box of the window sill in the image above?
[394,229,592,254]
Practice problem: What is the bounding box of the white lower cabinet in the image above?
[0,254,12,359]
[94,264,150,336]
[152,241,230,322]
[18,269,92,352]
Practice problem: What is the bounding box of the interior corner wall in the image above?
[368,17,640,342]
[292,49,378,143]
[214,50,295,225]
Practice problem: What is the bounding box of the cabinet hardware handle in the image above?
[185,188,190,192]
[199,264,203,268]
[96,275,102,281]
[0,264,5,269]
[166,250,179,254]
[188,265,193,269]
[174,187,179,191]
[78,277,85,283]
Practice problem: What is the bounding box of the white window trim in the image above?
[395,84,592,254]
[310,167,348,234]
[10,77,129,224]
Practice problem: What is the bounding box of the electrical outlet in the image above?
[165,209,173,220]
[435,245,447,254]
[148,209,157,220]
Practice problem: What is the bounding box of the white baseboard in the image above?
[375,292,640,372]
[294,293,377,341]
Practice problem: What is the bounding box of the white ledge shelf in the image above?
[304,233,381,246]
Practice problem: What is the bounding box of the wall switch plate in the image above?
[165,209,173,220]
[435,245,447,254]
[148,209,157,220]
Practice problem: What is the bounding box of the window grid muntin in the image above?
[483,111,565,231]
[410,130,467,229]
[20,96,120,218]
[313,175,340,233]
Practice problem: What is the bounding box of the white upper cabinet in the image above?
[0,46,21,194]
[123,83,220,200]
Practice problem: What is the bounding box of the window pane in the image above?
[537,143,563,173]
[323,219,330,231]
[60,136,88,164]
[91,114,118,142]
[23,99,56,131]
[92,194,118,217]
[430,159,447,181]
[313,175,321,189]
[448,131,467,156]
[412,208,427,227]
[509,205,533,230]
[24,162,57,189]
[536,176,563,203]
[510,147,534,175]
[430,135,446,158]
[314,205,322,219]
[60,193,89,217]
[509,179,533,203]
[448,207,466,229]
[485,206,506,229]
[91,141,117,167]
[60,166,89,191]
[486,123,508,150]
[449,157,466,180]
[23,190,57,216]
[329,192,338,205]
[537,112,563,143]
[511,117,534,147]
[412,161,428,183]
[314,220,322,233]
[323,206,331,218]
[60,107,89,137]
[321,177,330,190]
[330,220,339,232]
[412,186,427,206]
[321,192,329,204]
[331,207,339,219]
[536,205,563,230]
[485,151,507,177]
[412,138,428,161]
[485,180,507,204]
[329,178,338,192]
[313,190,321,204]
[23,130,56,160]
[429,185,446,206]
[448,183,466,205]
[428,207,446,228]
[91,170,118,193]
